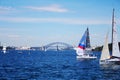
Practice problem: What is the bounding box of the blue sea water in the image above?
[0,50,120,80]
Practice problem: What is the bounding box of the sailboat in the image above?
[75,28,97,59]
[2,46,7,54]
[100,9,120,66]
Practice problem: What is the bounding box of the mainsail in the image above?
[112,9,120,57]
[86,28,91,48]
[78,28,91,49]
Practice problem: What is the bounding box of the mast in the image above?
[112,8,114,45]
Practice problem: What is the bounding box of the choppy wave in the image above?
[0,50,120,80]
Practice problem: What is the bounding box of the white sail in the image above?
[112,9,120,57]
[100,32,110,60]
[112,25,120,57]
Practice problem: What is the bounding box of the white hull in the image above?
[100,58,120,65]
[77,54,97,59]
[100,60,120,69]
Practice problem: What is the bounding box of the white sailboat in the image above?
[2,46,7,54]
[75,28,97,59]
[100,9,120,66]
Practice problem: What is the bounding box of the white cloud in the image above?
[0,33,21,39]
[0,17,113,25]
[25,4,68,13]
[0,6,12,10]
[7,34,21,38]
[0,6,15,14]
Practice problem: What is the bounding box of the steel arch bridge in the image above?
[43,42,73,51]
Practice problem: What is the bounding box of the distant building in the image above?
[30,47,42,50]
[16,46,30,50]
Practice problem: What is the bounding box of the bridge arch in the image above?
[44,42,73,51]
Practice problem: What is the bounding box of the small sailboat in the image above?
[75,28,97,59]
[2,46,7,54]
[100,9,120,66]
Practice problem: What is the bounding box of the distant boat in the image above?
[74,27,97,59]
[100,9,120,66]
[2,46,7,54]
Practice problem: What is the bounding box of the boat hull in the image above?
[76,55,97,59]
[100,58,120,68]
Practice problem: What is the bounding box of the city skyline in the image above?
[0,0,120,47]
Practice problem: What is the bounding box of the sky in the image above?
[0,0,120,47]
